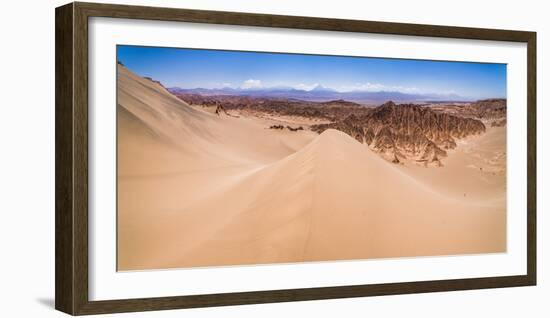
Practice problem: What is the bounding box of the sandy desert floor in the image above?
[117,65,506,271]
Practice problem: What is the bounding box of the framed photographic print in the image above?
[55,2,537,315]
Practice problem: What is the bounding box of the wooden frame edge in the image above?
[526,31,537,286]
[55,2,76,315]
[55,2,537,315]
[76,276,533,315]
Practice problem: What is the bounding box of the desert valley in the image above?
[117,64,506,270]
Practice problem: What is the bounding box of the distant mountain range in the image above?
[168,86,471,104]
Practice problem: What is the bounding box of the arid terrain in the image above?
[118,65,506,271]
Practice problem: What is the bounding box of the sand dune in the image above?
[118,65,316,172]
[117,65,505,270]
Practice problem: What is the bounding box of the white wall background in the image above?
[0,0,547,316]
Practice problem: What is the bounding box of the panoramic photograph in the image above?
[116,45,507,271]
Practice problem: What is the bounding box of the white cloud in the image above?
[339,82,419,93]
[212,79,424,94]
[240,79,262,89]
[294,83,319,91]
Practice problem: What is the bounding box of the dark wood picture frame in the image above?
[55,2,537,315]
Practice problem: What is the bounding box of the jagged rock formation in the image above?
[462,99,507,120]
[429,98,506,127]
[312,101,486,166]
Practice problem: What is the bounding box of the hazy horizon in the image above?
[117,45,507,100]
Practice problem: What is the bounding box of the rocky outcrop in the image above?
[215,103,229,116]
[269,125,304,132]
[491,119,507,127]
[312,101,486,165]
[462,98,507,120]
[143,76,165,88]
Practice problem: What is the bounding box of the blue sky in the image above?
[117,45,507,99]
